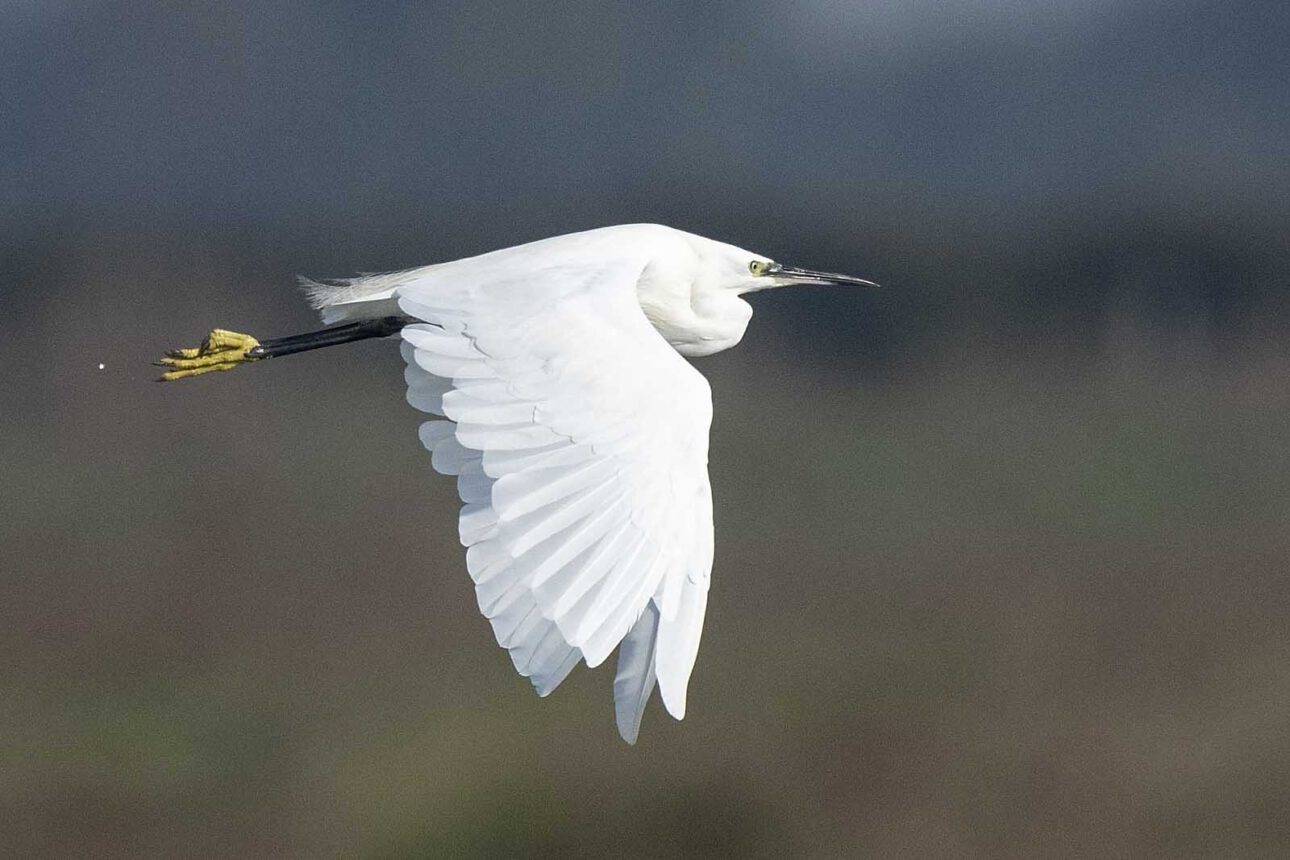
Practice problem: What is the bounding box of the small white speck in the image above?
[97,363,105,370]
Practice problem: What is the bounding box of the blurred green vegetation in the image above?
[2,220,1288,855]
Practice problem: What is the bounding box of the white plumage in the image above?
[302,224,872,742]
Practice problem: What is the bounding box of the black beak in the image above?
[769,263,879,287]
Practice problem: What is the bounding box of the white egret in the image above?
[158,223,876,743]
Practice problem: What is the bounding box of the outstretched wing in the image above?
[394,245,714,742]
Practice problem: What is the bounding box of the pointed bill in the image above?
[768,263,879,287]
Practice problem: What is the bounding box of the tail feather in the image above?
[299,267,437,324]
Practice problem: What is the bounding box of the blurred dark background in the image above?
[3,2,1289,857]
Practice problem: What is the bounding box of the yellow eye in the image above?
[749,260,769,275]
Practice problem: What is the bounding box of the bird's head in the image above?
[679,230,877,298]
[643,229,878,357]
[714,243,879,295]
[742,257,878,291]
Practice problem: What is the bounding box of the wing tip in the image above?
[661,693,687,721]
[616,718,642,745]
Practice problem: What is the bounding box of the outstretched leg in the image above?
[156,316,413,381]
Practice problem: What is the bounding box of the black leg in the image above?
[247,315,415,360]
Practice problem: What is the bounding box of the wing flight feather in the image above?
[393,241,713,740]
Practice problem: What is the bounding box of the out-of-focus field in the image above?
[3,229,1288,858]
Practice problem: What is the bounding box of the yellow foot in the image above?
[155,329,262,381]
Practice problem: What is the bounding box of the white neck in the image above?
[634,255,754,358]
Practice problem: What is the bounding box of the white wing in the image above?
[392,242,714,742]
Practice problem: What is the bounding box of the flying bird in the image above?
[158,224,876,743]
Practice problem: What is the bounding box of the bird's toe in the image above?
[155,329,262,381]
